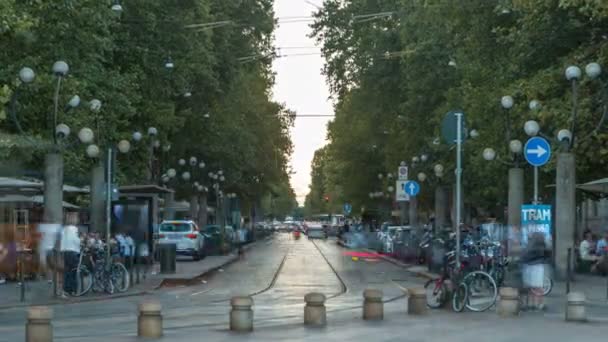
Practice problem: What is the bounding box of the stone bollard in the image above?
[407,288,427,315]
[26,306,53,342]
[230,296,254,332]
[304,293,327,326]
[565,292,586,322]
[362,289,383,320]
[138,301,163,338]
[497,287,519,317]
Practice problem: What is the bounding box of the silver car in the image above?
[306,224,327,239]
[158,220,205,260]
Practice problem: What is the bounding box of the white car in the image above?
[158,220,205,260]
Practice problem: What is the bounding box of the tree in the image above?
[309,0,608,222]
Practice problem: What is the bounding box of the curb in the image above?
[158,239,261,287]
[0,290,150,310]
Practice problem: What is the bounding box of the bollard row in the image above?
[27,286,588,340]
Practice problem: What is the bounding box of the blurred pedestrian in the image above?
[0,229,17,284]
[137,233,151,278]
[521,232,548,311]
[60,219,80,298]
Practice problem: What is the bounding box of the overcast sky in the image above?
[272,0,332,206]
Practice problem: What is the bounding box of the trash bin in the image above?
[158,243,176,274]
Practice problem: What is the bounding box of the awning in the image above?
[0,177,88,194]
[0,194,79,209]
[578,178,608,194]
[119,185,174,194]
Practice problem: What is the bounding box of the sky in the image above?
[272,0,332,206]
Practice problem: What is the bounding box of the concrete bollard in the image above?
[362,289,383,320]
[230,296,254,332]
[497,287,519,317]
[304,292,327,326]
[26,306,53,342]
[138,301,163,338]
[407,288,427,315]
[565,292,586,322]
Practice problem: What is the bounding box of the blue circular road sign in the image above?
[524,137,551,167]
[343,203,352,215]
[404,181,420,197]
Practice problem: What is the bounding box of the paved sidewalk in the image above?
[0,241,258,310]
[363,247,608,320]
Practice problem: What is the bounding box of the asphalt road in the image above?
[0,233,424,341]
[2,233,603,341]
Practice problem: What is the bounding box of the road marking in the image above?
[191,288,214,296]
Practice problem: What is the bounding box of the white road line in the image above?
[191,288,214,296]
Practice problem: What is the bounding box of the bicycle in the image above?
[425,250,498,312]
[70,248,94,297]
[79,246,129,295]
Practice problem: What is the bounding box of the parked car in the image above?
[158,220,205,260]
[306,223,327,239]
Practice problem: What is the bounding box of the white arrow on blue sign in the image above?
[404,181,420,197]
[524,137,551,167]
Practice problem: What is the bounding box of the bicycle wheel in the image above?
[111,262,130,293]
[424,278,447,308]
[92,267,105,293]
[463,270,497,312]
[72,265,93,297]
[452,282,468,312]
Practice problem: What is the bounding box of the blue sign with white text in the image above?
[521,204,552,248]
[524,137,551,167]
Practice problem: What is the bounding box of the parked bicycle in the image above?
[425,237,498,312]
[70,245,129,297]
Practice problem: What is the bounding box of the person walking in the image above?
[0,230,17,284]
[521,232,549,311]
[60,221,80,298]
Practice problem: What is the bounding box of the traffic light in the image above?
[323,195,330,203]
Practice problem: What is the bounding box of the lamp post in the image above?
[553,62,606,279]
[433,164,447,231]
[482,96,532,229]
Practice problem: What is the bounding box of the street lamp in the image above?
[164,56,175,70]
[167,168,177,178]
[482,147,496,161]
[117,140,131,154]
[86,144,101,159]
[509,139,523,154]
[524,120,540,137]
[111,0,123,12]
[78,128,95,144]
[18,67,35,84]
[417,172,427,182]
[132,131,143,142]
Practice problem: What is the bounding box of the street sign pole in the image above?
[455,111,463,267]
[534,166,539,204]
